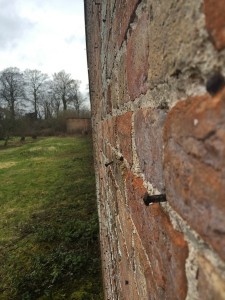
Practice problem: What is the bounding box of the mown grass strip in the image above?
[0,136,103,300]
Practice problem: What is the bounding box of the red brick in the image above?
[127,12,149,100]
[101,117,117,148]
[125,171,188,299]
[134,108,166,192]
[109,51,130,108]
[204,0,225,50]
[198,255,225,300]
[117,51,130,105]
[113,0,140,49]
[164,89,225,260]
[102,144,114,172]
[117,112,133,165]
[94,124,103,161]
[107,169,120,216]
[110,71,119,109]
[106,83,112,114]
[101,1,113,56]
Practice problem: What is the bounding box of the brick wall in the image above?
[84,1,225,299]
[66,118,91,134]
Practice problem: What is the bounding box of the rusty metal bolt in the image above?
[143,193,167,206]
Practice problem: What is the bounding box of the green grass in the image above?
[0,137,103,300]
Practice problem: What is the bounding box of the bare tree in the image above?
[39,80,61,119]
[68,81,84,115]
[42,99,53,119]
[0,67,25,120]
[24,69,48,119]
[52,70,81,111]
[50,93,61,117]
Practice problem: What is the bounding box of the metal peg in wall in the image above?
[143,193,167,206]
[105,161,113,167]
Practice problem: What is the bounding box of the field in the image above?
[0,137,103,299]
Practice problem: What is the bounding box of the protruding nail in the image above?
[105,161,113,167]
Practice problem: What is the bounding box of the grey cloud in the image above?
[0,0,35,50]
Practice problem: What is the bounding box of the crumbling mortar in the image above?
[106,78,206,120]
[116,216,129,259]
[100,0,225,119]
[102,57,206,120]
[103,140,130,172]
[131,112,142,176]
[193,1,225,77]
[131,231,149,300]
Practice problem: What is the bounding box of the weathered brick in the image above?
[85,0,225,298]
[109,50,130,109]
[115,190,132,247]
[117,112,133,165]
[117,51,130,105]
[146,0,201,88]
[131,232,153,299]
[164,90,225,260]
[134,108,166,192]
[101,117,117,148]
[127,12,149,100]
[116,207,141,299]
[101,1,112,57]
[113,0,140,49]
[113,160,130,202]
[110,70,119,109]
[106,83,112,114]
[198,255,225,300]
[114,190,153,299]
[107,169,120,217]
[204,0,225,50]
[102,0,140,79]
[125,171,188,299]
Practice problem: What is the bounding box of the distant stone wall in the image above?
[66,118,91,134]
[85,1,225,299]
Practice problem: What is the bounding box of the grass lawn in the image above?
[0,136,103,300]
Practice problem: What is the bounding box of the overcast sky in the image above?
[0,0,88,93]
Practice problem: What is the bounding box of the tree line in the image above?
[0,67,90,141]
[0,67,88,121]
